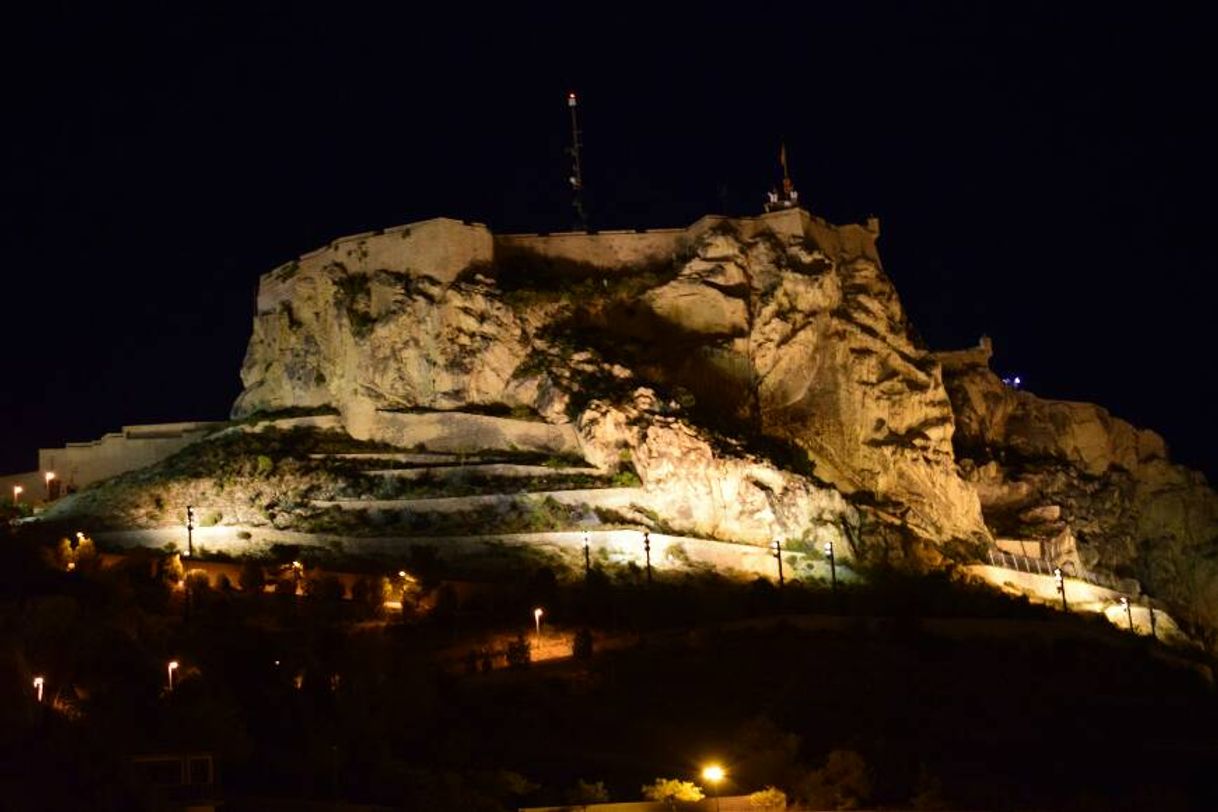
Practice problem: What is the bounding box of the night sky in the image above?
[5,4,1217,480]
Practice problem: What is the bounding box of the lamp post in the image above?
[185,506,195,558]
[1120,596,1133,630]
[643,530,652,585]
[824,540,837,593]
[771,539,784,587]
[12,485,22,505]
[33,676,44,703]
[701,764,725,812]
[167,660,180,692]
[1054,567,1069,612]
[44,471,55,500]
[533,607,544,643]
[582,529,591,578]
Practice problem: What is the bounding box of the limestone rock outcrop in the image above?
[233,210,991,556]
[940,347,1218,602]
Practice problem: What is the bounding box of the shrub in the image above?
[506,635,531,669]
[200,510,223,527]
[238,559,266,593]
[566,779,609,805]
[185,571,211,593]
[749,786,787,809]
[573,628,594,659]
[305,573,346,601]
[611,469,642,487]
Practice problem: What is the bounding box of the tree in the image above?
[642,778,704,808]
[506,635,531,669]
[565,778,609,806]
[749,786,787,810]
[573,628,594,659]
[305,573,345,600]
[162,553,185,585]
[352,575,391,617]
[238,559,266,593]
[795,749,871,810]
[910,764,949,810]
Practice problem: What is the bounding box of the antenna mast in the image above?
[567,92,587,229]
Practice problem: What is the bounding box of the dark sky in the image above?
[4,3,1217,480]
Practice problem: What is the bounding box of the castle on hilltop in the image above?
[255,207,883,316]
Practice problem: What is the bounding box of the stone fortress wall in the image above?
[37,421,222,491]
[254,207,883,315]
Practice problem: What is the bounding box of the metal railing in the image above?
[985,549,1123,591]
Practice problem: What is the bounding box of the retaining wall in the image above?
[37,421,222,490]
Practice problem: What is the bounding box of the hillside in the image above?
[43,208,1218,646]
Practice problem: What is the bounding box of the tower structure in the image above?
[567,92,587,229]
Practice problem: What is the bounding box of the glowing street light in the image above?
[1054,567,1069,612]
[12,485,22,505]
[701,764,725,812]
[167,660,180,692]
[185,505,195,558]
[1120,596,1133,630]
[33,676,44,703]
[44,471,55,499]
[824,540,837,593]
[533,607,544,642]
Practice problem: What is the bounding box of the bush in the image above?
[184,571,211,593]
[506,635,531,669]
[238,560,266,593]
[352,576,390,616]
[795,749,871,810]
[573,628,594,659]
[305,573,346,601]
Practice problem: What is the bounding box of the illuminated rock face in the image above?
[234,211,992,557]
[943,357,1218,594]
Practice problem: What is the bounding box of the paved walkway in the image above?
[93,525,845,582]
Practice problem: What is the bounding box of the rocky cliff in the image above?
[939,340,1218,637]
[233,210,992,559]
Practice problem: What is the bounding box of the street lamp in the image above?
[12,485,22,505]
[771,539,784,586]
[1054,567,1069,612]
[44,471,55,499]
[1120,596,1133,630]
[701,764,725,812]
[167,660,180,692]
[533,607,544,643]
[185,506,195,558]
[824,540,837,593]
[582,529,591,578]
[643,530,652,584]
[33,676,44,703]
